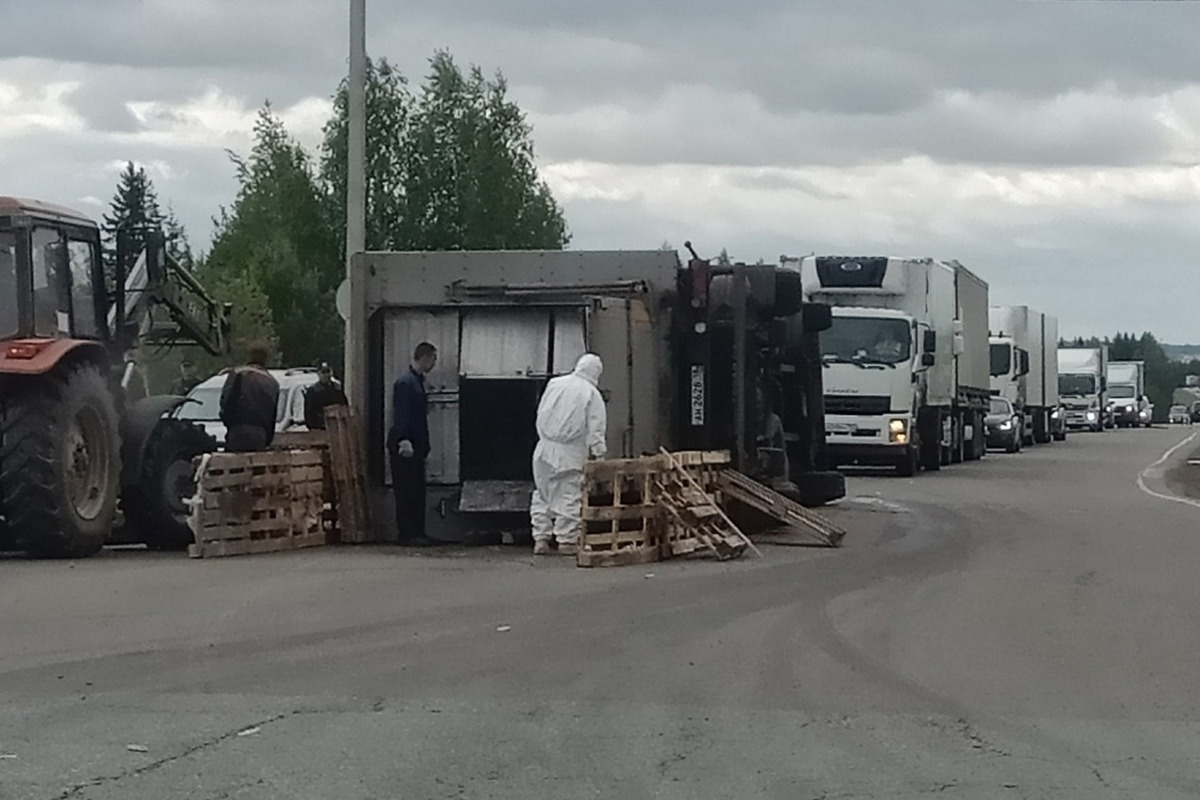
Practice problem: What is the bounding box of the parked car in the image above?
[174,367,321,447]
[986,397,1022,453]
[1169,405,1191,425]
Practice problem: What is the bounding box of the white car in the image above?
[175,368,321,447]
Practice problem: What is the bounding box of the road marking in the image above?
[1136,431,1200,508]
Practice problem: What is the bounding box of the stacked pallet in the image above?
[187,450,326,558]
[578,450,755,567]
[718,469,846,547]
[324,406,372,543]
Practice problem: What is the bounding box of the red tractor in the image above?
[0,197,229,557]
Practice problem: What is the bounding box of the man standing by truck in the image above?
[303,362,348,430]
[530,354,608,556]
[219,345,280,452]
[390,342,439,547]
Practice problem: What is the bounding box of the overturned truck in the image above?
[346,247,844,541]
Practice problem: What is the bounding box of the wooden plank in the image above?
[271,430,329,451]
[584,455,667,482]
[582,529,657,547]
[324,405,372,544]
[717,469,845,546]
[582,505,663,522]
[576,545,660,568]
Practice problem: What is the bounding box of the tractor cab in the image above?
[0,197,108,353]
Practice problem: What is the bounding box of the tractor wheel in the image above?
[0,364,120,558]
[122,419,216,551]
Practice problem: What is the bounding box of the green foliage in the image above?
[205,107,340,368]
[321,52,569,254]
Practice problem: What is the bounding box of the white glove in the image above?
[397,440,415,458]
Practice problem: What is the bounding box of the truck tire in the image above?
[122,418,216,551]
[0,364,119,558]
[950,414,965,464]
[794,470,845,507]
[896,445,918,477]
[964,410,984,461]
[1033,410,1050,444]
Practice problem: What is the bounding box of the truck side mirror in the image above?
[923,330,937,353]
[921,353,935,367]
[1101,377,1108,391]
[802,303,832,334]
[952,334,965,356]
[1018,350,1030,376]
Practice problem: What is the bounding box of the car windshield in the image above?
[178,386,223,422]
[1058,374,1096,396]
[1109,384,1136,399]
[0,231,18,338]
[822,317,911,365]
[989,343,1011,377]
[989,398,1012,416]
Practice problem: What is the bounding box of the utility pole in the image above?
[345,0,367,409]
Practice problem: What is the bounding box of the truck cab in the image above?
[819,307,931,476]
[988,336,1029,439]
[1057,347,1107,433]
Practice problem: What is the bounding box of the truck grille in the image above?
[824,395,891,415]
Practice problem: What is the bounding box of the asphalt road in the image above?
[3,426,1200,799]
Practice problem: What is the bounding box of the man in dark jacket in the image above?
[220,345,280,452]
[303,362,348,430]
[389,342,438,546]
[170,359,201,396]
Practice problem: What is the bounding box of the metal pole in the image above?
[344,0,367,408]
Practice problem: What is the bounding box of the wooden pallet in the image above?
[188,450,327,558]
[656,450,756,561]
[578,450,751,567]
[718,469,846,547]
[578,456,666,568]
[271,430,337,539]
[324,406,372,543]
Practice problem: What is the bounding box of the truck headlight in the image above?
[888,418,908,444]
[1086,411,1097,421]
[1125,405,1134,413]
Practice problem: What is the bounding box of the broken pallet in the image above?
[718,469,846,547]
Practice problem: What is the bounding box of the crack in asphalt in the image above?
[51,712,294,800]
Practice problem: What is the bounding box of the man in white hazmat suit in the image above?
[530,353,607,556]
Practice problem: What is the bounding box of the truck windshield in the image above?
[1058,374,1096,396]
[0,231,17,338]
[822,317,911,366]
[1109,384,1136,399]
[989,343,1011,377]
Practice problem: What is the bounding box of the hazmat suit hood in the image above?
[573,354,603,386]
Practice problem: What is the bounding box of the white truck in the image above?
[1107,361,1151,428]
[988,306,1064,444]
[1058,347,1108,432]
[796,255,990,476]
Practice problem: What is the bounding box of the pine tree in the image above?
[102,162,165,291]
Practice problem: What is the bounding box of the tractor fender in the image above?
[0,339,107,376]
[119,395,190,488]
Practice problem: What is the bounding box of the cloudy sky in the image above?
[4,0,1200,341]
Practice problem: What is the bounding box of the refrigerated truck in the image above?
[988,306,1063,444]
[796,255,990,476]
[1058,347,1108,432]
[1107,361,1151,427]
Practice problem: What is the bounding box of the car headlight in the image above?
[1050,410,1060,419]
[888,418,908,444]
[999,420,1013,431]
[1125,405,1134,413]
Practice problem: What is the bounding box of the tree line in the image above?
[103,51,569,387]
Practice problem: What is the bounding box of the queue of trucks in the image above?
[784,253,1156,477]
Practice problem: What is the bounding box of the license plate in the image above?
[690,365,705,426]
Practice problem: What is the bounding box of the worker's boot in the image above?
[533,539,551,556]
[556,542,578,556]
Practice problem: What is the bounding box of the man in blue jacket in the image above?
[389,342,439,546]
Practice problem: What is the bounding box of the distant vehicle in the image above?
[1107,361,1151,428]
[1191,401,1200,424]
[985,397,1022,453]
[175,367,321,447]
[1168,405,1190,425]
[1058,347,1108,433]
[989,305,1063,445]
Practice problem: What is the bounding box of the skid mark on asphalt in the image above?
[1136,431,1199,508]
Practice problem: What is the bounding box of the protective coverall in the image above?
[530,354,607,545]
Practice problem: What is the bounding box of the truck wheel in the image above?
[122,419,217,551]
[896,446,918,477]
[919,410,942,472]
[1053,430,1067,442]
[950,415,965,464]
[0,364,119,558]
[794,470,845,507]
